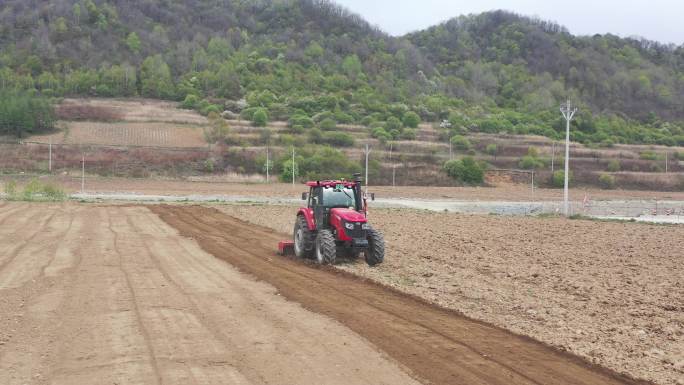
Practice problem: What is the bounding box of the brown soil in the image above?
[31,121,206,148]
[151,204,651,385]
[58,98,208,124]
[0,202,419,385]
[215,204,684,385]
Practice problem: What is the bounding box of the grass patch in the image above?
[4,178,67,202]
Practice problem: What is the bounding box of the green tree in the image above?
[402,111,420,128]
[444,157,484,185]
[552,170,573,188]
[140,55,174,99]
[342,54,363,80]
[126,32,141,53]
[72,4,81,24]
[319,118,336,131]
[0,90,55,137]
[252,108,269,127]
[450,135,472,150]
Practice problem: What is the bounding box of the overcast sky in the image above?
[335,0,683,45]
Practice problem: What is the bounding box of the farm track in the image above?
[151,204,650,385]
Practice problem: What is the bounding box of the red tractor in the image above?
[290,173,384,266]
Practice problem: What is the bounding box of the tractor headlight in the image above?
[361,223,370,230]
[344,222,354,230]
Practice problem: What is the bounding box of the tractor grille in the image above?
[345,223,366,239]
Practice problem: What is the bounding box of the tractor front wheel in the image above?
[293,216,313,258]
[365,227,385,266]
[315,229,336,265]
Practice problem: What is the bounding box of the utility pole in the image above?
[266,146,270,182]
[81,153,85,194]
[364,144,370,194]
[48,137,52,173]
[389,142,395,188]
[291,146,295,186]
[560,100,578,217]
[665,152,668,173]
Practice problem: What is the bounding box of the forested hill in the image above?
[407,12,684,121]
[1,0,684,146]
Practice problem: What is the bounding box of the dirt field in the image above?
[216,204,684,385]
[0,202,420,385]
[31,122,206,148]
[58,98,208,124]
[152,204,645,385]
[0,202,654,385]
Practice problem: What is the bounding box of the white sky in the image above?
[335,0,683,45]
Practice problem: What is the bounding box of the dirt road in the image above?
[0,202,419,385]
[151,204,649,385]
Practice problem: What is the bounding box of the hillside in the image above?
[0,0,683,148]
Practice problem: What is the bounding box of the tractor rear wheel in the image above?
[365,227,385,266]
[315,229,336,265]
[293,216,313,258]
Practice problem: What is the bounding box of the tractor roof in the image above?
[305,180,357,188]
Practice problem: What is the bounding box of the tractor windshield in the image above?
[321,187,356,208]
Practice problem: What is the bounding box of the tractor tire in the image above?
[314,229,336,265]
[365,227,385,266]
[293,216,313,258]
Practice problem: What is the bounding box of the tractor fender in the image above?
[297,208,316,231]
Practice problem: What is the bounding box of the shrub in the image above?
[450,135,472,150]
[606,159,621,172]
[4,180,17,197]
[334,111,354,124]
[402,111,421,128]
[650,163,664,172]
[313,111,334,123]
[289,124,306,134]
[527,146,540,157]
[399,129,417,140]
[252,108,269,127]
[321,131,355,147]
[319,118,337,131]
[371,127,392,144]
[202,104,221,116]
[361,115,376,127]
[204,158,215,173]
[16,179,66,201]
[485,143,498,156]
[552,170,573,188]
[204,112,232,144]
[598,173,616,189]
[673,152,684,161]
[640,151,658,160]
[308,128,323,144]
[444,156,484,185]
[288,114,314,129]
[385,117,402,131]
[519,155,545,170]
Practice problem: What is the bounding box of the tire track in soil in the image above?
[106,207,164,385]
[150,204,652,385]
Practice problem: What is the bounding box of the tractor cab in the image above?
[303,181,364,230]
